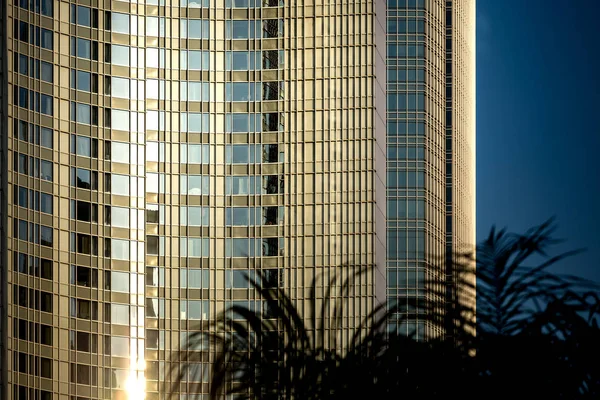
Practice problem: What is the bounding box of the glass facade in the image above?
[1,1,387,400]
[386,0,476,339]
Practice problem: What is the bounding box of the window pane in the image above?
[108,336,130,357]
[112,45,129,66]
[111,239,130,260]
[111,110,129,131]
[111,77,130,98]
[41,62,53,83]
[111,142,129,163]
[110,304,129,325]
[112,13,130,34]
[111,174,130,196]
[110,206,130,228]
[108,272,130,293]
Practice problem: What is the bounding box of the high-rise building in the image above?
[385,0,476,339]
[0,1,386,400]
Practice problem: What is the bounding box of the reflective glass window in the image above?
[112,12,130,33]
[110,174,130,196]
[110,239,130,260]
[111,45,129,66]
[111,142,130,163]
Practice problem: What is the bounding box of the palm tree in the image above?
[172,219,600,398]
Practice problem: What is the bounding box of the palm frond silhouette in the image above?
[171,219,599,399]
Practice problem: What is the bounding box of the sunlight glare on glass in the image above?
[125,371,146,400]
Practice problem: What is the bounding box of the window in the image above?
[146,330,165,350]
[106,141,129,163]
[225,0,263,8]
[106,206,130,228]
[262,112,282,131]
[70,102,98,125]
[180,175,209,195]
[146,236,160,255]
[180,300,209,320]
[262,237,281,256]
[71,37,98,60]
[104,368,130,389]
[70,364,97,385]
[146,204,160,224]
[180,144,210,164]
[15,54,52,82]
[226,270,252,288]
[180,113,210,133]
[262,269,281,288]
[225,113,261,133]
[13,186,53,215]
[226,144,255,164]
[105,271,130,293]
[13,86,53,115]
[180,81,210,102]
[146,267,165,287]
[180,269,209,289]
[263,144,280,162]
[109,174,130,196]
[106,304,130,325]
[110,44,130,66]
[40,94,53,115]
[226,207,252,226]
[70,331,98,353]
[13,353,52,378]
[13,253,52,280]
[106,336,130,357]
[146,298,164,318]
[70,233,98,255]
[226,82,260,101]
[110,77,130,98]
[263,81,281,100]
[226,51,261,70]
[109,239,130,260]
[226,176,261,195]
[111,12,130,34]
[40,127,52,148]
[180,206,210,226]
[180,50,210,70]
[40,61,53,82]
[70,135,98,157]
[71,167,98,190]
[13,286,52,312]
[70,265,98,288]
[70,200,98,223]
[18,0,53,16]
[225,238,258,257]
[71,5,97,28]
[15,186,27,208]
[180,238,209,257]
[146,47,165,68]
[226,20,260,39]
[263,19,283,38]
[40,225,53,247]
[181,0,210,7]
[180,19,209,39]
[14,319,53,346]
[16,53,28,75]
[146,16,165,37]
[146,173,165,194]
[71,70,97,92]
[262,175,283,194]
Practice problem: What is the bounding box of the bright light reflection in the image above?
[125,371,146,400]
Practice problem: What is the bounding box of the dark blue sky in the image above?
[477,0,600,282]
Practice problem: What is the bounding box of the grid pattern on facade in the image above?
[386,0,475,340]
[3,0,386,399]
